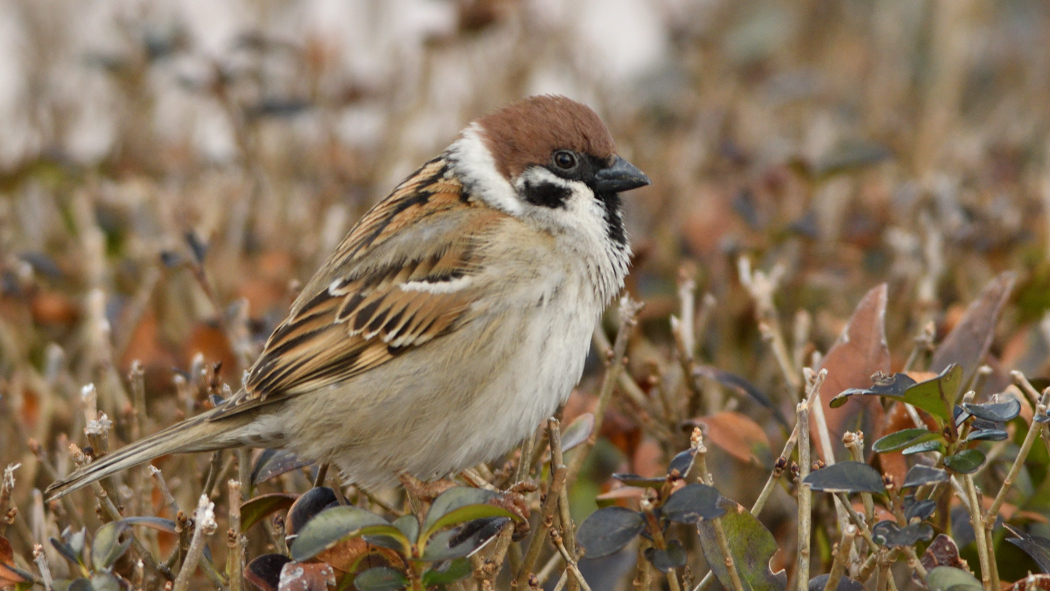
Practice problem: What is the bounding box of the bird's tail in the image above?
[45,409,253,501]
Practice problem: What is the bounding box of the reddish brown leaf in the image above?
[0,536,31,586]
[1008,574,1050,591]
[185,322,238,379]
[816,284,891,461]
[876,396,940,484]
[930,272,1016,388]
[979,495,1047,524]
[920,534,967,571]
[693,412,771,465]
[317,539,400,576]
[30,290,80,326]
[595,486,646,508]
[278,561,336,591]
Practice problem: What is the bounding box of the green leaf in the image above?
[964,429,1008,443]
[421,517,509,562]
[872,429,941,453]
[243,554,290,591]
[240,493,297,532]
[803,461,886,494]
[901,466,949,489]
[644,540,687,572]
[829,373,916,409]
[354,567,407,591]
[392,515,419,543]
[926,566,983,591]
[422,504,519,541]
[89,573,121,591]
[963,398,1021,423]
[1004,524,1050,574]
[900,365,962,425]
[287,487,339,535]
[807,574,866,591]
[696,498,786,591]
[902,440,945,456]
[289,506,401,561]
[116,517,177,534]
[871,521,934,547]
[422,558,472,586]
[422,488,499,534]
[577,507,645,558]
[610,473,665,488]
[661,483,724,523]
[944,449,986,474]
[91,522,131,571]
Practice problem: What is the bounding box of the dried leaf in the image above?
[921,535,967,571]
[817,284,890,461]
[930,272,1016,387]
[694,411,772,465]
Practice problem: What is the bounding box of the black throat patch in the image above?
[597,192,627,246]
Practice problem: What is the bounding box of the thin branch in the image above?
[551,529,595,591]
[823,525,857,591]
[514,420,569,587]
[33,544,54,591]
[713,517,745,591]
[985,400,1045,522]
[173,494,217,591]
[227,480,244,591]
[961,474,992,591]
[796,401,812,591]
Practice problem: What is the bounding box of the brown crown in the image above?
[476,95,616,179]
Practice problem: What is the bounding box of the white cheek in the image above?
[446,126,522,216]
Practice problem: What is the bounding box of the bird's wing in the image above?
[212,156,507,419]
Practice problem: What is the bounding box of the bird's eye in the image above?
[553,150,577,170]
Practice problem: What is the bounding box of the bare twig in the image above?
[551,418,579,591]
[0,463,17,538]
[739,258,801,395]
[149,466,181,518]
[33,544,54,591]
[227,480,244,591]
[173,494,217,591]
[961,474,992,591]
[796,401,812,591]
[823,525,857,591]
[844,432,875,523]
[985,399,1045,522]
[550,530,594,591]
[514,420,569,587]
[712,517,745,591]
[752,369,827,517]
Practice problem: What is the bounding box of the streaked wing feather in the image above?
[212,157,502,419]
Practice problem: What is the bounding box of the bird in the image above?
[46,95,650,500]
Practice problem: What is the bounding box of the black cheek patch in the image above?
[522,180,571,209]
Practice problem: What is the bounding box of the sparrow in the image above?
[46,95,650,500]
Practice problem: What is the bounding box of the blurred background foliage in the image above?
[3,0,1050,589]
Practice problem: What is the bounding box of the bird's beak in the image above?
[593,156,651,193]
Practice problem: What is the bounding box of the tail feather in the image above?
[45,410,247,500]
